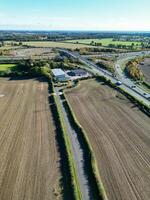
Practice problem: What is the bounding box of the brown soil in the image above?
[66,79,150,200]
[139,58,150,84]
[0,78,60,200]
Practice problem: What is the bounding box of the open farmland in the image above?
[3,48,56,60]
[139,58,150,84]
[0,78,60,200]
[22,41,92,49]
[64,38,141,47]
[66,79,150,200]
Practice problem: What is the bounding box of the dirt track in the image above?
[0,78,60,200]
[66,79,150,200]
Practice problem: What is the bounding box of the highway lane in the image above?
[58,49,150,107]
[115,52,150,99]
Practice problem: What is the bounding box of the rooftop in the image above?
[52,68,66,76]
[71,69,87,73]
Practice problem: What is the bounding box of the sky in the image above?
[0,0,150,31]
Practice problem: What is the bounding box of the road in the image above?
[58,48,150,107]
[115,51,150,99]
[55,87,93,200]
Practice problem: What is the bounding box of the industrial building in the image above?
[52,68,69,82]
[67,69,88,77]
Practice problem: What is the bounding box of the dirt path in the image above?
[0,78,60,200]
[66,79,150,200]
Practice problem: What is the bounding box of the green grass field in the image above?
[2,39,141,50]
[0,64,17,72]
[64,38,141,47]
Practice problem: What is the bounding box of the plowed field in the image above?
[0,78,60,200]
[66,79,150,200]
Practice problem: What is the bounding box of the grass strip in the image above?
[62,90,108,200]
[48,79,82,200]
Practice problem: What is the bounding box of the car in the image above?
[131,85,136,88]
[116,81,122,86]
[143,93,146,96]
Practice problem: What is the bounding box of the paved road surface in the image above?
[58,49,150,107]
[55,87,93,200]
[115,51,150,99]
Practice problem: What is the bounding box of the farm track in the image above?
[66,79,150,200]
[0,78,60,200]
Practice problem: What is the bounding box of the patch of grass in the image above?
[138,82,150,94]
[0,64,17,72]
[49,80,82,200]
[63,92,108,200]
[65,38,141,47]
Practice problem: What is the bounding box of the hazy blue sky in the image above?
[0,0,150,30]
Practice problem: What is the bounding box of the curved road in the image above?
[115,51,150,99]
[58,49,150,107]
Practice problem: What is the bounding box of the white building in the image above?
[52,68,69,82]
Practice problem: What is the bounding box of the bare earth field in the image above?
[139,58,150,84]
[66,79,150,200]
[11,47,56,59]
[0,78,60,200]
[23,41,92,49]
[0,47,56,61]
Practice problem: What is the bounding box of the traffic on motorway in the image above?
[58,48,150,107]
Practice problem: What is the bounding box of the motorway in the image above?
[115,51,150,98]
[58,49,150,107]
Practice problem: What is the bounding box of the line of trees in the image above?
[125,58,144,81]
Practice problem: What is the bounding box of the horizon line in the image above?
[0,29,150,33]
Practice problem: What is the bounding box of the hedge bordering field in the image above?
[62,75,149,199]
[143,81,150,90]
[48,79,82,200]
[62,91,108,200]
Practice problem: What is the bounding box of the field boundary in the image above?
[143,81,150,89]
[48,79,82,200]
[63,89,108,200]
[95,76,150,116]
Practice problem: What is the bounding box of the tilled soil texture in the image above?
[139,58,150,84]
[0,78,60,200]
[66,79,150,200]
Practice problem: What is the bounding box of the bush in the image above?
[125,58,145,81]
[48,79,82,200]
[63,91,107,200]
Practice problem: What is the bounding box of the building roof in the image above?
[71,69,87,75]
[52,68,66,76]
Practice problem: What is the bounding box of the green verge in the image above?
[48,78,82,200]
[143,81,150,90]
[62,90,108,200]
[62,76,149,199]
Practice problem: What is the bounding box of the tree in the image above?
[131,43,135,50]
[1,41,5,46]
